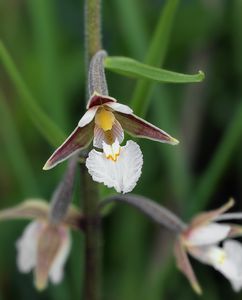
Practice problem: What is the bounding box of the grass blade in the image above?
[0,41,66,147]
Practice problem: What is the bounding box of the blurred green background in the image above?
[0,0,242,299]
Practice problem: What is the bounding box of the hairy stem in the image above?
[99,194,186,233]
[49,155,78,224]
[81,165,101,300]
[83,0,102,299]
[84,0,102,64]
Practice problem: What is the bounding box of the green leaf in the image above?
[0,41,66,147]
[105,56,204,83]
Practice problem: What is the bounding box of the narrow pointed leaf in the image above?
[104,56,204,83]
[0,41,66,147]
[0,91,38,195]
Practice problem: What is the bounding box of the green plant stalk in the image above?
[0,91,38,196]
[84,0,102,63]
[0,41,66,147]
[131,0,179,116]
[83,0,102,299]
[81,163,101,300]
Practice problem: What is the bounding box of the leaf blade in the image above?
[105,56,204,83]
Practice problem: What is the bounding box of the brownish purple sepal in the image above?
[43,124,94,170]
[115,112,179,145]
[87,92,117,109]
[0,200,83,231]
[35,224,63,290]
[174,237,202,295]
[190,198,234,229]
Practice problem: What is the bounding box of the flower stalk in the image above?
[83,0,103,299]
[99,194,186,233]
[84,0,102,64]
[49,155,78,224]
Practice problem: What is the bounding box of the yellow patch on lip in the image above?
[217,252,226,265]
[95,108,115,131]
[106,150,120,162]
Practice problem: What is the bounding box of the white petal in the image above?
[86,140,143,193]
[112,120,124,144]
[49,230,71,284]
[201,243,242,291]
[209,247,240,279]
[78,107,98,127]
[186,223,231,246]
[93,126,106,148]
[223,240,242,291]
[106,102,133,114]
[93,120,124,149]
[16,221,40,273]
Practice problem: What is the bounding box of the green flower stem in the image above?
[0,41,66,147]
[84,0,102,64]
[83,0,102,299]
[81,164,101,300]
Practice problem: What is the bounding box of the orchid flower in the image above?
[43,92,179,193]
[0,200,82,290]
[174,199,242,294]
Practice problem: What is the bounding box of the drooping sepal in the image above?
[35,224,70,290]
[174,238,202,295]
[43,124,94,170]
[190,198,234,229]
[0,200,83,230]
[115,112,179,145]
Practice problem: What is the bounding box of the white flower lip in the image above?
[86,140,143,193]
[205,241,242,291]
